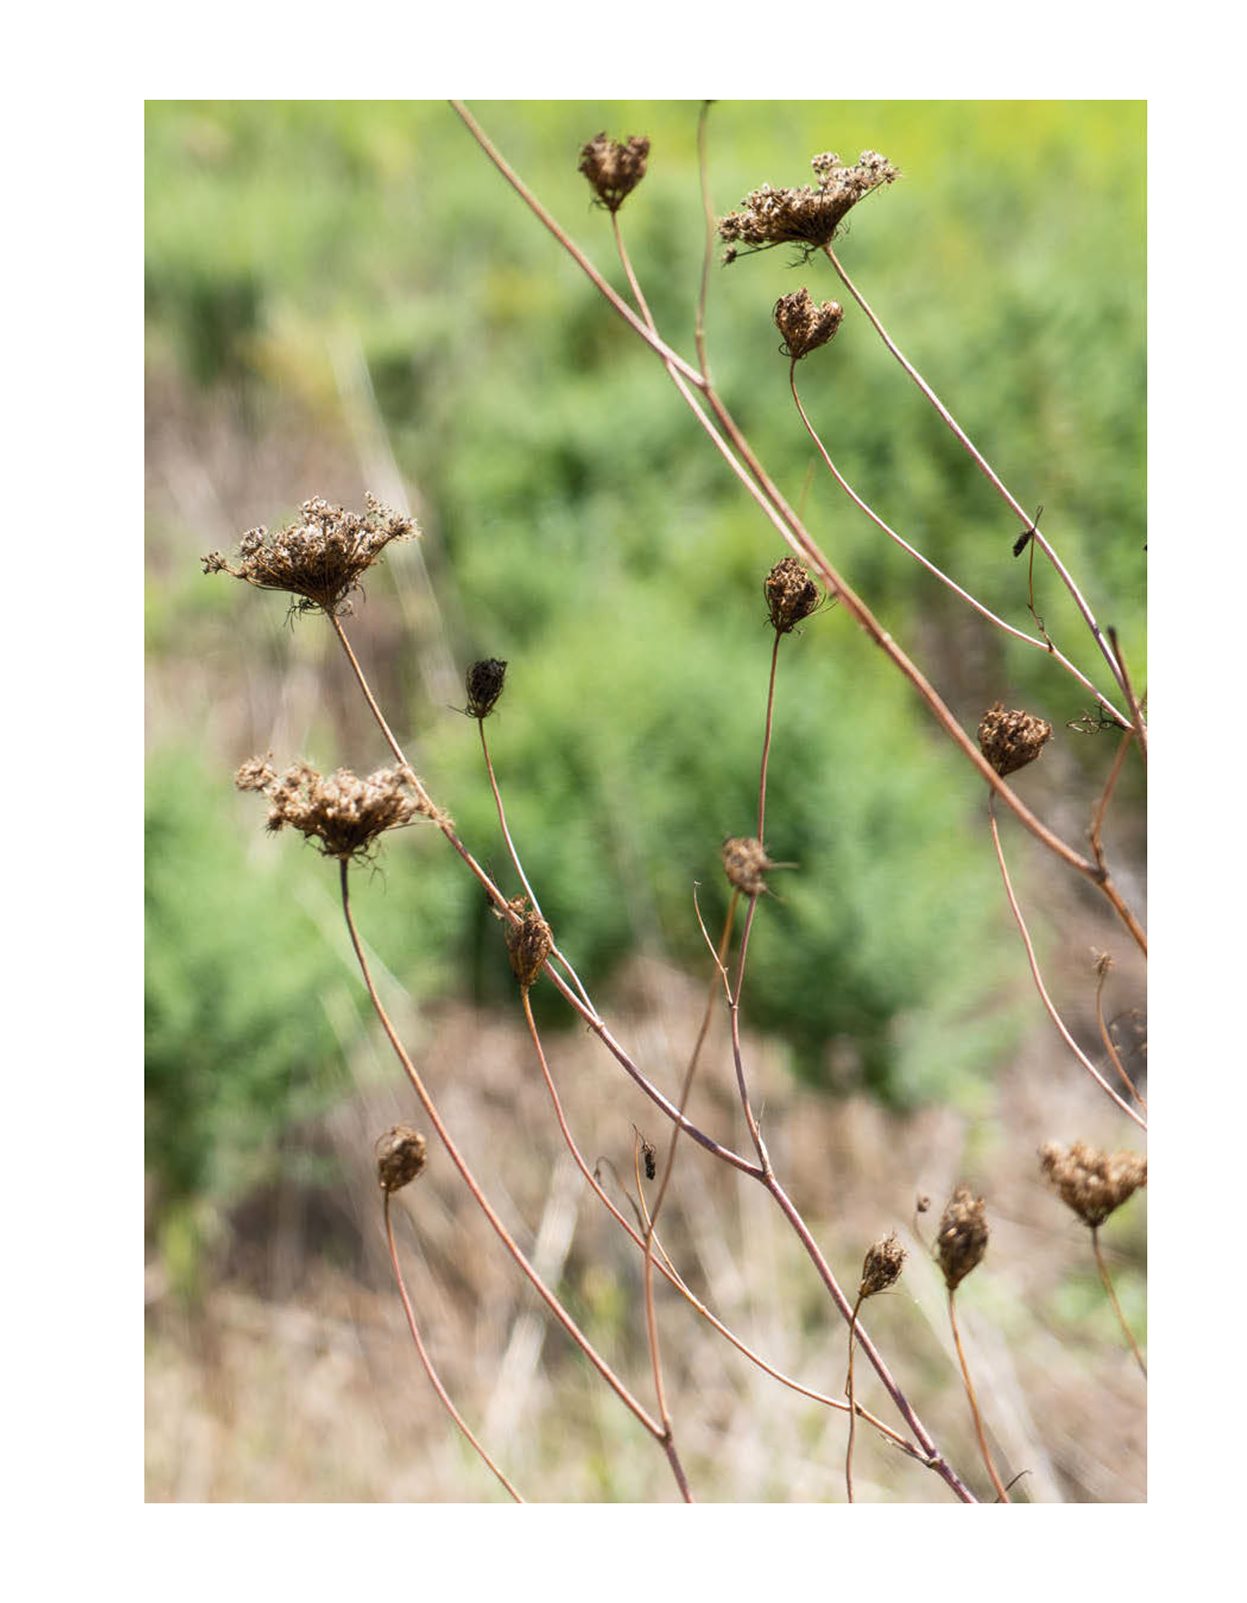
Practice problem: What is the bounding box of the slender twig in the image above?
[947,1289,1011,1502]
[382,1192,524,1502]
[1094,957,1147,1112]
[1107,625,1148,763]
[988,795,1146,1129]
[845,1291,865,1502]
[757,635,781,848]
[1091,1225,1147,1377]
[1089,728,1135,874]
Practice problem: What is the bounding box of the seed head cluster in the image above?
[1040,1141,1147,1229]
[578,132,650,213]
[718,150,899,263]
[236,756,444,860]
[765,555,822,633]
[859,1231,906,1300]
[977,702,1053,777]
[722,836,781,898]
[465,658,508,720]
[376,1125,428,1193]
[773,288,844,361]
[202,493,417,618]
[936,1185,989,1291]
[503,896,554,989]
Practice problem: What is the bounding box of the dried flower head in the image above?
[465,658,507,719]
[376,1125,428,1192]
[236,756,444,860]
[977,702,1053,777]
[1040,1141,1147,1229]
[718,150,899,263]
[503,896,553,989]
[859,1232,906,1300]
[202,493,417,618]
[936,1185,989,1291]
[774,288,844,360]
[642,1140,657,1182]
[765,555,822,633]
[722,836,782,897]
[578,132,650,213]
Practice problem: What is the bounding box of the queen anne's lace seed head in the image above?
[773,288,843,360]
[236,756,443,860]
[765,555,822,633]
[376,1125,428,1192]
[578,132,650,213]
[977,702,1053,777]
[936,1185,989,1291]
[859,1232,906,1300]
[1040,1142,1147,1228]
[718,150,899,262]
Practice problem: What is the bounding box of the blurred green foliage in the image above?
[146,101,1144,1216]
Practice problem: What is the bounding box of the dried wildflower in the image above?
[465,658,507,720]
[977,702,1053,777]
[722,836,782,897]
[578,132,650,213]
[1040,1141,1147,1229]
[236,756,442,861]
[773,288,843,360]
[376,1125,428,1193]
[859,1232,906,1300]
[642,1140,657,1182]
[936,1185,989,1291]
[503,897,553,989]
[915,1194,931,1214]
[718,150,899,263]
[765,555,821,633]
[202,493,417,618]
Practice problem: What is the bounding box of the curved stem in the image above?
[757,635,781,847]
[1091,1225,1147,1378]
[845,1291,864,1503]
[947,1289,1010,1502]
[383,1192,524,1501]
[1094,959,1147,1113]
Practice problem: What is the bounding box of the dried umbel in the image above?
[376,1125,428,1193]
[578,132,650,213]
[465,658,507,719]
[721,836,781,898]
[765,555,821,633]
[774,288,844,360]
[936,1185,989,1291]
[202,493,417,617]
[504,897,554,989]
[977,702,1053,777]
[1040,1142,1147,1229]
[718,150,899,262]
[236,757,443,860]
[859,1232,906,1300]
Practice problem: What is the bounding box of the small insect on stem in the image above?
[1013,503,1043,559]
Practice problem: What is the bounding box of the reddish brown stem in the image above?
[947,1289,1010,1502]
[1092,1225,1147,1378]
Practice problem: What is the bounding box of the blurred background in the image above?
[145,100,1146,1501]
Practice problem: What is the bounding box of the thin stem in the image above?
[1089,728,1135,874]
[728,895,771,1172]
[382,1192,524,1502]
[1107,625,1148,763]
[339,859,664,1442]
[757,635,781,847]
[823,242,1135,718]
[947,1289,1011,1502]
[988,795,1146,1129]
[845,1291,864,1503]
[1091,1225,1147,1377]
[1094,959,1147,1112]
[694,99,715,379]
[788,365,1130,730]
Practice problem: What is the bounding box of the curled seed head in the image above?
[859,1231,906,1300]
[376,1125,428,1192]
[977,702,1053,777]
[465,658,508,719]
[718,149,899,262]
[722,836,781,897]
[1039,1141,1147,1229]
[773,288,844,360]
[504,897,553,989]
[937,1185,989,1291]
[765,555,822,633]
[235,755,444,860]
[578,131,650,213]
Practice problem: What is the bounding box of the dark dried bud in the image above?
[466,658,507,719]
[774,288,843,360]
[578,132,650,213]
[642,1141,657,1182]
[722,836,780,897]
[915,1194,932,1214]
[1039,1141,1147,1229]
[937,1185,989,1291]
[765,555,821,633]
[504,897,553,989]
[859,1231,906,1299]
[977,702,1053,777]
[376,1125,427,1192]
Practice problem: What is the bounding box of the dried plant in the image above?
[235,757,441,860]
[718,150,899,262]
[977,703,1053,778]
[578,131,650,212]
[773,288,843,361]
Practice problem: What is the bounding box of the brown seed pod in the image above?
[859,1231,906,1300]
[773,288,843,360]
[977,702,1053,777]
[376,1125,428,1193]
[765,556,822,633]
[1039,1141,1147,1229]
[721,836,781,897]
[504,898,553,988]
[936,1185,989,1291]
[578,132,650,213]
[465,658,508,719]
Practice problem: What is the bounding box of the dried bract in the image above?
[578,132,650,213]
[722,836,780,898]
[774,288,843,360]
[977,702,1053,777]
[937,1185,989,1291]
[202,493,417,617]
[376,1125,428,1193]
[504,897,553,989]
[718,150,899,262]
[859,1232,906,1300]
[465,658,508,719]
[1040,1141,1147,1229]
[765,555,821,633]
[236,756,442,861]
